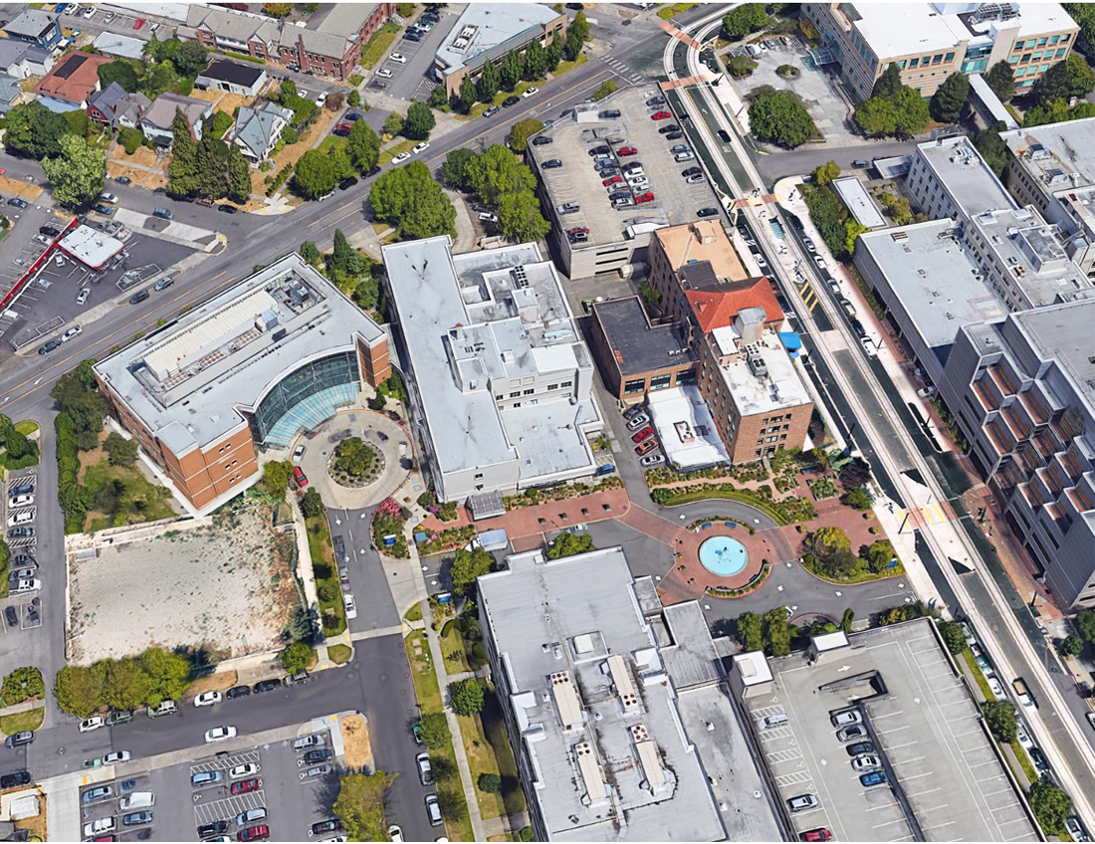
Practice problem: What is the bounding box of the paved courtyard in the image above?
[67,502,300,662]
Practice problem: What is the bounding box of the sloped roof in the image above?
[234,101,292,157]
[685,278,783,333]
[34,51,112,105]
[0,74,20,104]
[197,58,263,87]
[141,92,209,130]
[89,81,127,117]
[3,9,57,39]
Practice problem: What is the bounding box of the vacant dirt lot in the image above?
[68,502,301,663]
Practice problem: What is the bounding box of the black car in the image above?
[7,197,28,209]
[197,820,229,838]
[403,29,422,40]
[542,159,563,169]
[218,204,238,213]
[658,124,680,134]
[92,203,114,216]
[38,339,61,355]
[5,607,17,628]
[502,95,520,107]
[588,145,610,157]
[682,167,702,177]
[7,528,33,539]
[608,190,631,201]
[600,109,622,119]
[39,225,61,237]
[717,129,732,142]
[226,685,251,699]
[253,679,280,694]
[129,289,150,305]
[0,771,30,788]
[646,96,666,106]
[471,203,492,214]
[531,136,553,146]
[665,131,684,140]
[304,748,333,764]
[339,176,359,190]
[366,166,382,178]
[115,176,132,185]
[312,820,342,835]
[697,207,719,218]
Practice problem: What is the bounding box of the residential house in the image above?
[33,51,113,112]
[0,39,55,79]
[195,59,267,97]
[87,82,149,128]
[232,101,293,162]
[139,92,212,147]
[0,75,21,114]
[91,31,149,61]
[2,9,63,51]
[179,3,393,82]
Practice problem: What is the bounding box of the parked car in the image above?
[191,770,224,787]
[631,427,654,444]
[99,191,118,204]
[4,607,17,628]
[344,593,358,619]
[226,685,252,699]
[412,141,430,154]
[7,197,28,209]
[392,151,412,164]
[635,191,655,204]
[697,207,719,218]
[556,202,579,215]
[502,95,520,107]
[230,763,260,780]
[851,755,883,772]
[658,124,681,134]
[198,821,229,838]
[194,691,222,707]
[79,716,104,733]
[231,778,261,795]
[128,289,149,305]
[339,177,359,191]
[293,734,325,751]
[115,176,132,185]
[635,439,658,456]
[800,830,832,842]
[93,203,114,216]
[846,741,874,756]
[787,794,819,813]
[542,159,563,169]
[304,748,333,764]
[292,466,308,488]
[640,454,665,467]
[416,752,433,786]
[831,709,862,727]
[106,710,133,726]
[618,146,638,156]
[238,825,270,842]
[626,414,650,430]
[252,679,280,694]
[311,820,343,835]
[39,225,61,237]
[483,105,499,118]
[102,751,130,764]
[717,128,732,142]
[154,275,174,291]
[860,771,888,787]
[650,110,672,120]
[0,771,31,788]
[38,338,61,355]
[82,785,112,804]
[76,287,91,305]
[425,794,443,826]
[531,136,553,146]
[84,818,116,838]
[61,325,82,342]
[204,725,237,743]
[836,724,867,742]
[236,808,268,827]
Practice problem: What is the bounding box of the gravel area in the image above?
[69,502,301,663]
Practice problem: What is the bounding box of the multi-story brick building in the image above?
[803,2,1078,102]
[180,4,393,81]
[94,256,389,515]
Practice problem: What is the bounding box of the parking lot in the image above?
[367,8,458,101]
[740,621,1039,842]
[3,470,44,636]
[77,726,343,842]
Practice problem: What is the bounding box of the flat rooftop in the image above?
[968,206,1093,306]
[916,135,1016,217]
[1001,117,1095,194]
[435,3,559,78]
[832,176,886,229]
[94,254,386,453]
[382,237,599,485]
[647,385,730,469]
[58,225,125,270]
[654,220,749,282]
[858,220,1007,360]
[1014,299,1095,410]
[478,547,780,842]
[592,297,694,375]
[716,326,811,417]
[738,619,1039,842]
[529,87,723,252]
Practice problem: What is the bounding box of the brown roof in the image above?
[653,220,750,283]
[685,279,783,333]
[34,51,112,104]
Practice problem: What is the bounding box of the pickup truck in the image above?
[1012,677,1036,708]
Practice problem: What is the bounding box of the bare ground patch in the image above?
[68,501,301,664]
[340,714,373,771]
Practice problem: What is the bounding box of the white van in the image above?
[763,714,789,729]
[120,792,155,811]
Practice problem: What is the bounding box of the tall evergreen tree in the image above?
[524,39,546,80]
[929,72,970,123]
[167,108,198,195]
[500,49,524,91]
[546,35,564,72]
[226,144,251,202]
[871,63,903,99]
[458,75,477,113]
[984,60,1015,102]
[477,60,500,102]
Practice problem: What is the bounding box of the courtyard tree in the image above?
[546,531,595,559]
[1059,635,1084,657]
[300,240,322,267]
[812,160,840,186]
[871,63,903,100]
[449,546,494,596]
[262,460,291,498]
[1032,54,1095,106]
[546,34,564,72]
[984,60,1015,102]
[929,72,970,123]
[449,678,485,716]
[103,432,139,467]
[335,437,375,476]
[748,91,814,149]
[737,611,764,652]
[402,101,436,140]
[332,771,398,842]
[281,641,313,673]
[1,667,44,706]
[98,60,140,92]
[981,699,1018,743]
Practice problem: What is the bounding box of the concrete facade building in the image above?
[94,255,389,514]
[434,4,566,97]
[940,302,1095,609]
[803,2,1077,102]
[1000,118,1095,213]
[180,3,393,81]
[478,546,783,842]
[383,237,603,504]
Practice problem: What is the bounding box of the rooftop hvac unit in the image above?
[748,354,767,377]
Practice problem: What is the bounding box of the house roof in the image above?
[185,3,377,60]
[0,74,20,104]
[197,58,264,88]
[88,81,128,117]
[34,51,113,105]
[141,92,210,131]
[685,278,783,333]
[91,31,148,60]
[3,9,57,40]
[234,101,292,157]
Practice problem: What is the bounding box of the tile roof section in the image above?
[685,278,783,332]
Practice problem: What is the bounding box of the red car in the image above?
[133,17,145,28]
[635,192,655,204]
[800,831,832,842]
[618,146,638,156]
[292,466,308,489]
[602,175,622,186]
[635,439,658,456]
[566,226,589,237]
[230,777,262,795]
[238,825,270,842]
[651,110,672,120]
[631,427,654,444]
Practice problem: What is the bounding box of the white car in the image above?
[389,52,407,63]
[9,494,33,508]
[413,141,430,154]
[626,414,650,430]
[315,92,327,107]
[392,152,412,164]
[230,763,261,780]
[102,750,131,764]
[860,336,877,357]
[293,444,306,462]
[84,818,116,838]
[79,716,104,733]
[12,579,41,594]
[61,325,82,342]
[204,725,237,743]
[344,593,358,619]
[376,68,393,79]
[389,826,404,843]
[8,510,33,526]
[99,191,118,204]
[76,288,91,306]
[813,255,826,269]
[194,691,222,707]
[522,86,539,98]
[640,454,665,467]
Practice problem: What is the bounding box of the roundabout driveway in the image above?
[290,407,411,509]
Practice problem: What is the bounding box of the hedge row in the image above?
[55,412,88,534]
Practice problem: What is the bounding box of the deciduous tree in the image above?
[103,432,138,467]
[929,72,970,123]
[722,3,768,38]
[440,147,476,190]
[98,60,139,92]
[4,101,72,160]
[508,117,544,153]
[402,101,436,140]
[1,667,44,706]
[53,665,101,717]
[419,712,450,747]
[457,74,477,113]
[280,641,313,673]
[464,144,536,206]
[498,191,551,242]
[737,611,764,652]
[347,120,381,174]
[293,148,342,198]
[748,91,814,148]
[812,160,840,186]
[368,160,456,239]
[139,648,190,706]
[524,39,546,80]
[449,678,485,715]
[981,699,1018,743]
[937,620,966,655]
[332,772,397,842]
[263,460,291,498]
[871,63,903,100]
[546,531,595,558]
[1029,780,1072,836]
[449,547,494,595]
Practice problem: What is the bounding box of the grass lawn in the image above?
[960,648,996,700]
[316,134,348,155]
[456,689,526,821]
[404,603,423,623]
[553,52,589,78]
[379,139,415,164]
[440,621,471,674]
[82,458,177,531]
[349,73,364,87]
[657,2,697,19]
[13,420,37,437]
[1009,739,1039,784]
[464,79,544,120]
[328,644,352,665]
[482,690,525,816]
[361,23,400,69]
[306,514,347,637]
[0,706,44,735]
[405,630,474,841]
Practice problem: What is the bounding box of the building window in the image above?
[1055,47,1066,57]
[1032,52,1042,61]
[474,473,483,479]
[898,59,907,68]
[547,383,558,390]
[1050,35,1059,45]
[512,402,521,408]
[1021,53,1031,63]
[624,379,646,395]
[1040,64,1049,73]
[1062,34,1070,42]
[932,53,942,64]
[509,392,520,398]
[650,373,672,391]
[523,388,534,395]
[1027,38,1037,48]
[495,395,503,401]
[1038,37,1047,46]
[560,381,572,388]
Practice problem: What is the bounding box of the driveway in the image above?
[368,9,460,103]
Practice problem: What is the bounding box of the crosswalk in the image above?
[603,55,646,85]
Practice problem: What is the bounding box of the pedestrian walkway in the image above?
[658,19,703,50]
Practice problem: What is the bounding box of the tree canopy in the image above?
[508,117,544,153]
[929,72,970,123]
[449,546,494,596]
[748,91,814,148]
[478,60,501,103]
[41,134,106,210]
[984,60,1015,102]
[464,144,537,205]
[449,678,485,715]
[812,160,840,186]
[4,101,71,160]
[332,772,398,842]
[98,60,140,92]
[293,147,352,199]
[722,3,768,38]
[1028,780,1073,836]
[1032,54,1095,106]
[854,86,930,138]
[347,120,381,174]
[368,161,456,239]
[500,49,524,91]
[546,531,596,559]
[403,101,436,140]
[498,191,551,243]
